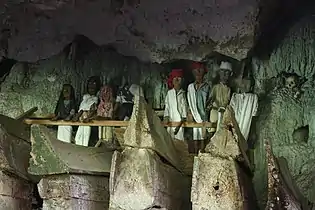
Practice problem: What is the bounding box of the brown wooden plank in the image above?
[23,119,215,128]
[0,115,30,142]
[15,107,38,120]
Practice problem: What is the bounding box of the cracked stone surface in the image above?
[0,0,258,63]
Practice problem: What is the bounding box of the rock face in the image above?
[29,125,113,209]
[38,174,109,210]
[264,139,313,210]
[0,0,258,63]
[0,116,36,209]
[252,14,315,208]
[109,95,191,209]
[191,106,257,210]
[0,49,168,118]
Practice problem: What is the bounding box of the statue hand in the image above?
[163,117,169,123]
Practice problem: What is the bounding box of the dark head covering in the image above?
[54,84,76,118]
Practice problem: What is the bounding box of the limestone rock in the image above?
[29,125,113,176]
[264,139,308,210]
[0,116,35,209]
[0,0,258,62]
[109,148,190,210]
[123,95,182,172]
[0,50,168,118]
[0,171,33,210]
[191,106,257,210]
[38,174,109,210]
[253,88,315,207]
[109,94,191,209]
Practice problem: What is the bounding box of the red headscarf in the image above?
[167,69,184,89]
[191,62,208,73]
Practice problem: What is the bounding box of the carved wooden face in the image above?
[87,80,98,95]
[285,76,297,89]
[219,69,232,83]
[172,77,182,90]
[63,85,71,99]
[192,68,205,82]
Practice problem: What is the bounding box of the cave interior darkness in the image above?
[1,0,315,209]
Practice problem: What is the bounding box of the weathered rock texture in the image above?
[252,14,315,208]
[0,116,36,209]
[109,95,191,209]
[191,106,257,210]
[29,125,113,175]
[0,0,258,63]
[0,171,33,210]
[29,125,113,209]
[264,139,313,210]
[0,49,168,118]
[38,174,109,210]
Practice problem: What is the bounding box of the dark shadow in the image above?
[0,58,17,78]
[250,0,315,59]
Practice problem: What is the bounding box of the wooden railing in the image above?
[23,119,215,128]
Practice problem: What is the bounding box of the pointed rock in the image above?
[264,139,313,210]
[191,105,257,210]
[109,95,191,210]
[123,95,181,171]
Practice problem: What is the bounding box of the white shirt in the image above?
[164,89,187,121]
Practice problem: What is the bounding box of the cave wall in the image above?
[252,15,315,206]
[0,48,169,118]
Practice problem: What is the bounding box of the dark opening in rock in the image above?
[292,125,309,143]
[213,182,220,191]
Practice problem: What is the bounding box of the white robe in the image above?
[57,126,72,143]
[75,94,98,146]
[187,83,208,140]
[229,93,258,141]
[164,89,187,140]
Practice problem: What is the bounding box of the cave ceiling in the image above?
[0,0,309,63]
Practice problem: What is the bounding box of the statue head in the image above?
[87,76,101,95]
[218,61,232,84]
[167,69,184,90]
[191,62,207,83]
[62,84,75,100]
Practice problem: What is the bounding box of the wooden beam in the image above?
[23,119,215,128]
[15,107,38,120]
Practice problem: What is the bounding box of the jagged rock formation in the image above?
[0,0,259,63]
[191,106,257,210]
[29,125,113,209]
[0,115,38,209]
[109,95,191,209]
[0,48,168,118]
[251,12,315,208]
[264,139,313,210]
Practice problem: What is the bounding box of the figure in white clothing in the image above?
[164,69,187,141]
[73,76,100,146]
[207,61,233,133]
[230,71,258,141]
[52,84,76,143]
[187,62,210,153]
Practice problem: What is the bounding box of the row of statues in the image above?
[164,61,258,152]
[52,60,258,152]
[53,76,143,146]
